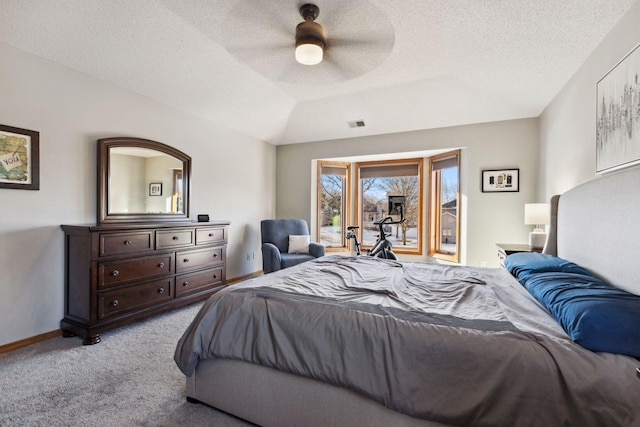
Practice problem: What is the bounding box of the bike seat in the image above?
[346,226,359,230]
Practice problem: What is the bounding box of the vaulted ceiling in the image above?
[0,0,636,145]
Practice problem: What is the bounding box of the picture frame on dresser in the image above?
[0,124,40,190]
[481,168,519,193]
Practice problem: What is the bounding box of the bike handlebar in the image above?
[373,216,406,226]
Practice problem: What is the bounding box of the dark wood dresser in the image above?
[60,221,229,344]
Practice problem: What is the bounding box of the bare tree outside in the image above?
[384,176,418,245]
[438,166,459,254]
[361,175,419,248]
[319,167,347,247]
[320,174,342,226]
[441,174,457,204]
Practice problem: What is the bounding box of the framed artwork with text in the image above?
[0,124,39,190]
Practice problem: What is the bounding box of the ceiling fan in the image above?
[219,0,395,84]
[294,4,325,65]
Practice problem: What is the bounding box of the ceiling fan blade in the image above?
[221,1,295,43]
[226,46,293,78]
[321,55,363,81]
[226,44,290,55]
[216,0,396,84]
[328,36,395,50]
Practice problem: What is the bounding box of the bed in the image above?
[174,166,640,427]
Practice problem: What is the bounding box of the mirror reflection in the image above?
[98,137,191,225]
[109,147,184,214]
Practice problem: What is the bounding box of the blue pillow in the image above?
[504,253,593,280]
[520,271,640,358]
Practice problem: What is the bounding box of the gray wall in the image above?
[0,42,275,347]
[539,2,640,199]
[276,118,540,267]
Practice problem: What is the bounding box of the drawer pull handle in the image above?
[183,282,189,287]
[213,274,217,279]
[172,236,179,241]
[213,253,218,258]
[158,262,165,268]
[208,233,214,237]
[111,270,120,277]
[111,299,119,307]
[158,288,164,294]
[124,240,132,245]
[183,258,189,263]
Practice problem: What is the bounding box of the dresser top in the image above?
[61,220,230,232]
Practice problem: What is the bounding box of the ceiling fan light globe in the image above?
[295,43,323,65]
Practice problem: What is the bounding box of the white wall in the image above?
[145,154,183,214]
[0,42,275,346]
[276,118,540,268]
[111,153,146,213]
[539,2,640,199]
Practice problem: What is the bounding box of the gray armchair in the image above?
[261,219,325,274]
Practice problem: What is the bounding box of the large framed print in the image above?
[596,42,640,173]
[0,124,40,190]
[482,169,519,193]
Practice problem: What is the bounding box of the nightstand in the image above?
[496,243,542,269]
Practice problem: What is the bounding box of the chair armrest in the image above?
[309,242,325,258]
[261,243,282,274]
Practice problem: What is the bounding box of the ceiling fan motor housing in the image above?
[296,21,325,49]
[296,3,325,50]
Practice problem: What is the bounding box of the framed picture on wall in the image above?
[596,42,640,173]
[149,182,162,196]
[482,169,519,193]
[0,124,40,190]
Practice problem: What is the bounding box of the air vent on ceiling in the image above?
[347,120,365,128]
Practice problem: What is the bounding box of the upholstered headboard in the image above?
[544,166,640,296]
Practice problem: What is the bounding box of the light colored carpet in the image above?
[0,302,254,427]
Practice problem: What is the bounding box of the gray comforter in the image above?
[174,256,640,426]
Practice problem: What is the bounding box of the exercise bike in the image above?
[346,196,406,260]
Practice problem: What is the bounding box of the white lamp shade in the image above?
[295,43,323,65]
[524,203,550,226]
[525,203,549,249]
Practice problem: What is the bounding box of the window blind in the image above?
[359,163,419,179]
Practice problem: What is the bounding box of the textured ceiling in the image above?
[0,0,636,145]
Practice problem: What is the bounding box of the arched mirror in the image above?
[97,137,191,224]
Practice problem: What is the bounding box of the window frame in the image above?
[428,150,461,263]
[316,160,351,251]
[354,158,424,255]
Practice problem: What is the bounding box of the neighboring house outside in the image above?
[442,200,457,244]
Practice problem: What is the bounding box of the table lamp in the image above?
[525,203,550,249]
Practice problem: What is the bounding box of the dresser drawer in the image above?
[156,229,194,249]
[100,231,153,256]
[98,278,173,320]
[196,227,226,245]
[176,247,224,273]
[99,254,173,287]
[175,267,224,297]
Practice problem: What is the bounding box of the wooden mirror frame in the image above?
[97,137,192,225]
